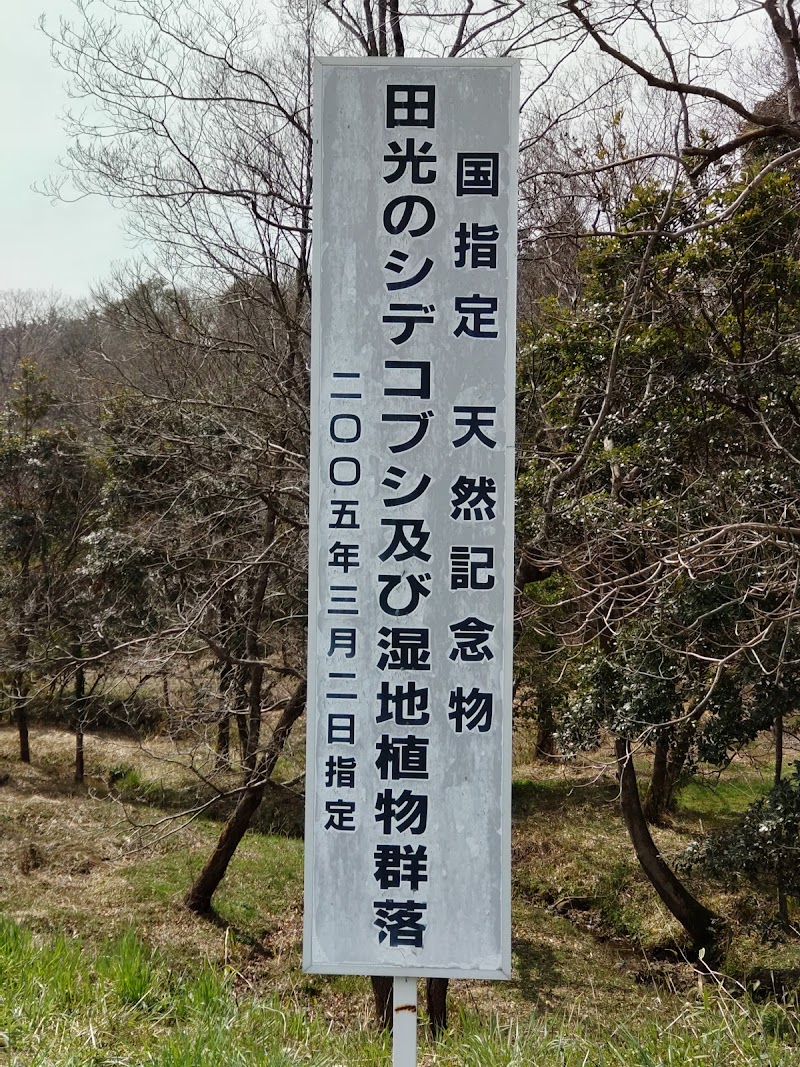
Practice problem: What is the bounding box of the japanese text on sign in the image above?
[305,58,519,979]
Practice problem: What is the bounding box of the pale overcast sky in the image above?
[0,1,133,299]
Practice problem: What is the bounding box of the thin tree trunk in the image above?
[663,743,687,809]
[243,663,264,780]
[234,670,249,761]
[215,593,236,768]
[535,698,557,760]
[363,0,377,55]
[388,0,404,55]
[241,555,272,777]
[377,0,387,55]
[774,712,783,785]
[216,713,230,764]
[215,660,233,768]
[214,717,230,759]
[616,738,720,949]
[73,643,86,783]
[184,681,306,915]
[774,713,788,928]
[644,731,692,824]
[371,976,393,1029]
[426,977,448,1035]
[13,668,30,763]
[75,723,85,783]
[14,553,31,764]
[643,738,669,823]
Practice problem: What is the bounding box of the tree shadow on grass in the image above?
[512,776,618,821]
[512,935,563,1002]
[189,900,272,953]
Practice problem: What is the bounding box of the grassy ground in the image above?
[1,722,799,1064]
[2,919,799,1066]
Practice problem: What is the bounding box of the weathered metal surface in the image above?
[305,57,518,978]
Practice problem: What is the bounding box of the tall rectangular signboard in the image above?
[305,58,519,978]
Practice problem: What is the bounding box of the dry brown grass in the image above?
[2,717,799,1025]
[0,726,233,958]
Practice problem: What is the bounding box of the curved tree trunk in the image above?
[616,738,720,950]
[184,680,306,915]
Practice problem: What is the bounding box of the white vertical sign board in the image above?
[305,58,518,979]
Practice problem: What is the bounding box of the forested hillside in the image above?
[2,0,800,1062]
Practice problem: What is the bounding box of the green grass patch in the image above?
[124,848,205,905]
[4,726,800,1059]
[124,828,303,942]
[677,773,772,825]
[1,920,798,1066]
[211,832,303,931]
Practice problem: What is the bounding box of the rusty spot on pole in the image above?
[395,1003,417,1014]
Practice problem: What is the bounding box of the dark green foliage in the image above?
[683,762,800,898]
[518,168,800,790]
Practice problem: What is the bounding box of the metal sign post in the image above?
[305,58,519,1065]
[392,977,417,1067]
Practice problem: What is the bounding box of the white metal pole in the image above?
[392,976,417,1067]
